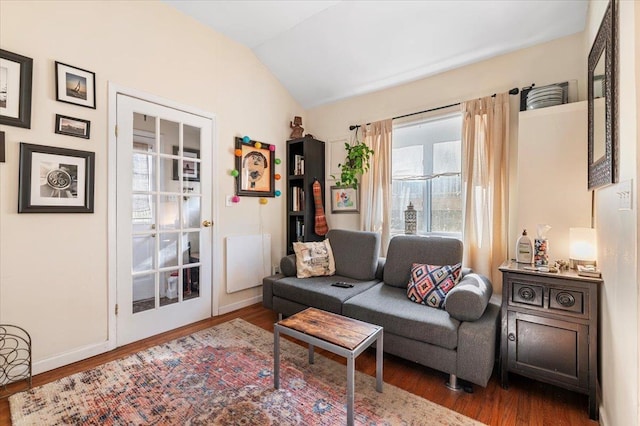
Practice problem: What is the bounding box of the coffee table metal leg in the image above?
[308,343,315,364]
[347,355,355,426]
[274,327,280,389]
[376,332,383,392]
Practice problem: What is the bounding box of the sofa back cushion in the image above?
[384,235,463,288]
[327,229,380,280]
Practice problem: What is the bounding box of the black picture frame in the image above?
[55,114,90,139]
[0,131,5,163]
[172,146,200,182]
[234,137,275,197]
[0,49,33,128]
[18,143,95,213]
[587,0,617,189]
[55,61,96,109]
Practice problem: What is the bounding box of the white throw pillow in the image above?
[293,240,336,278]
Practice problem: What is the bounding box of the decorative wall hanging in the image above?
[0,49,33,128]
[55,61,96,109]
[234,137,275,197]
[54,114,90,139]
[172,146,200,182]
[18,143,95,213]
[289,116,303,139]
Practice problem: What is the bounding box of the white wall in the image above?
[584,1,639,425]
[308,32,587,289]
[0,1,301,371]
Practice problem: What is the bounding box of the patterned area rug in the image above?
[10,319,483,425]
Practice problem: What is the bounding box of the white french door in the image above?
[116,94,213,346]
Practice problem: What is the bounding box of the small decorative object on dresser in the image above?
[499,260,602,420]
[404,202,416,234]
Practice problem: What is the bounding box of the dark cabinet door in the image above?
[507,311,589,391]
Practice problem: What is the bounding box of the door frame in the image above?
[107,82,220,351]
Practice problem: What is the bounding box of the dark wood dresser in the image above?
[499,260,602,420]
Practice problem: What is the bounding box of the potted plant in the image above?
[332,139,374,189]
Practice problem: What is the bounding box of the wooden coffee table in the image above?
[273,307,383,426]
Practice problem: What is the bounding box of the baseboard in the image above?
[218,294,263,315]
[32,340,113,375]
[598,403,609,426]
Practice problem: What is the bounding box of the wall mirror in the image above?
[588,0,617,189]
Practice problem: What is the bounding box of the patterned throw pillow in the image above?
[293,240,336,278]
[406,263,462,309]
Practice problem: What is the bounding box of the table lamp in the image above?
[569,227,597,269]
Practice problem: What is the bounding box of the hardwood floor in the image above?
[1,303,598,425]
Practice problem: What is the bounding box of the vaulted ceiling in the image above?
[163,0,588,109]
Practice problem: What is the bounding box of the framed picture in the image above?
[0,131,5,162]
[0,49,33,128]
[18,143,95,213]
[172,146,200,182]
[330,186,359,213]
[55,114,90,139]
[234,137,275,197]
[55,61,96,109]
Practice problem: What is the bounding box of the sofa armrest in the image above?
[262,273,284,310]
[375,257,386,280]
[445,273,493,321]
[280,254,297,277]
[456,296,501,387]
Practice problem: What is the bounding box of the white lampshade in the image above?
[569,227,597,262]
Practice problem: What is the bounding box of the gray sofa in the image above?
[262,229,500,389]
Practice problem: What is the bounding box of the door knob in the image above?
[202,220,213,227]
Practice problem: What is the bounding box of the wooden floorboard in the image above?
[0,303,598,425]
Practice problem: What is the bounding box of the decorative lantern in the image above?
[404,202,417,235]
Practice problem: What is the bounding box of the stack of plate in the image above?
[526,85,564,110]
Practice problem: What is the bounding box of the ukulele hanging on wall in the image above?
[312,179,328,236]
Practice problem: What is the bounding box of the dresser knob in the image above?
[508,333,516,341]
[518,287,535,301]
[556,292,576,307]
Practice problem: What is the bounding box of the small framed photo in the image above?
[330,186,359,213]
[18,143,95,213]
[172,146,200,182]
[0,131,5,163]
[0,49,33,128]
[55,61,96,109]
[234,137,275,197]
[55,114,90,139]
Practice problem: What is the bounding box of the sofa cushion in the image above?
[272,276,380,314]
[384,235,463,288]
[343,283,460,350]
[293,240,335,278]
[407,263,462,309]
[445,273,493,321]
[327,229,380,280]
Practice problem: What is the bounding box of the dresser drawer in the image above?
[549,288,584,314]
[511,282,544,307]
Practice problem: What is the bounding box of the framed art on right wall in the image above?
[330,186,359,213]
[0,49,33,128]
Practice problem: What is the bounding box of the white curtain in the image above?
[460,93,509,285]
[360,119,392,255]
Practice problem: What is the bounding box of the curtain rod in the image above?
[348,87,519,131]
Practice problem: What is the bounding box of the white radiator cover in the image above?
[225,234,271,293]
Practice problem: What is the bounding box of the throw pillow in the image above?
[293,240,336,278]
[406,263,462,309]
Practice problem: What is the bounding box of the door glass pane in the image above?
[160,119,180,156]
[184,231,200,301]
[132,273,155,313]
[160,157,179,194]
[133,113,157,150]
[160,270,179,307]
[159,232,179,268]
[183,196,201,229]
[184,124,201,152]
[158,195,180,230]
[132,234,155,272]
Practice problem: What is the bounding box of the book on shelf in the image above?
[291,187,304,211]
[293,155,304,175]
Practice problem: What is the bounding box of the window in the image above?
[391,113,462,236]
